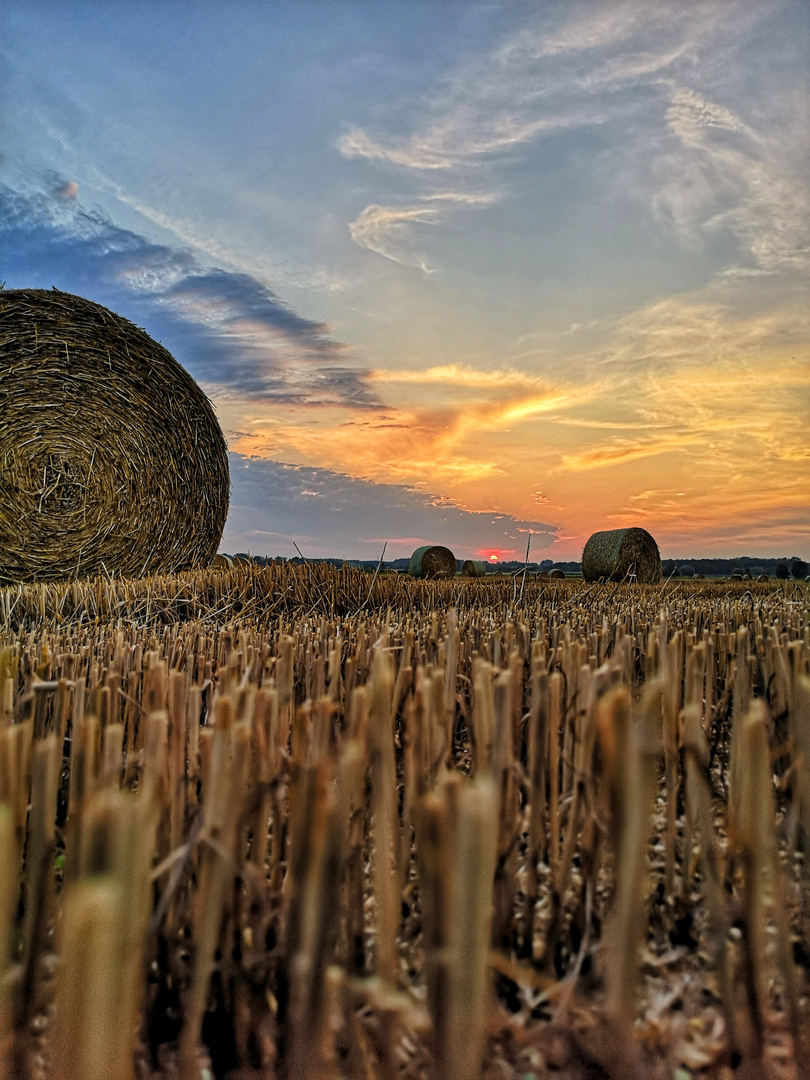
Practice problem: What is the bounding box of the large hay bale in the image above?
[462,559,487,578]
[409,545,456,579]
[0,289,229,582]
[581,527,662,584]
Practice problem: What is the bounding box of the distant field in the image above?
[0,564,808,1079]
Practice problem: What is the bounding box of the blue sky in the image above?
[2,1,809,560]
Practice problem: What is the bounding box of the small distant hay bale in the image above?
[409,545,456,579]
[537,570,549,580]
[0,289,229,582]
[581,527,662,584]
[729,573,743,582]
[550,569,565,580]
[462,559,487,578]
[693,573,705,580]
[212,554,233,570]
[757,574,770,583]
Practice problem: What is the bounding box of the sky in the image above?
[1,0,808,562]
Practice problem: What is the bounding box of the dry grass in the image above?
[0,564,808,1079]
[0,289,229,583]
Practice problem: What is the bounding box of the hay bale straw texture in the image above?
[409,545,456,579]
[462,559,487,578]
[0,289,229,583]
[581,527,662,584]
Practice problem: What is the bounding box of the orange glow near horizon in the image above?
[219,287,810,561]
[477,549,509,563]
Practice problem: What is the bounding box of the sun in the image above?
[489,554,498,563]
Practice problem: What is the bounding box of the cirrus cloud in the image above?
[348,192,495,270]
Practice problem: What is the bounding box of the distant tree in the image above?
[539,559,554,570]
[790,557,809,579]
[661,560,676,577]
[678,564,695,577]
[775,561,790,580]
[732,566,745,577]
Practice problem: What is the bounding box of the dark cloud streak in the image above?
[0,182,379,408]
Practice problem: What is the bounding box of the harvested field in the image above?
[0,564,808,1080]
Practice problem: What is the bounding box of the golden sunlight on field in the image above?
[1,564,808,1079]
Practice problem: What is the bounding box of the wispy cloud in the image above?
[338,109,603,171]
[348,192,495,269]
[651,85,810,272]
[367,363,546,389]
[98,178,350,296]
[337,2,753,279]
[537,1,673,55]
[666,88,747,140]
[348,203,442,270]
[338,3,725,172]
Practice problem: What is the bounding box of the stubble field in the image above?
[0,563,808,1080]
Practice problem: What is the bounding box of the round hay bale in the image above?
[693,573,705,580]
[757,574,770,583]
[0,289,229,582]
[729,573,743,582]
[581,527,661,584]
[409,545,456,579]
[211,554,233,570]
[549,569,565,579]
[462,559,487,578]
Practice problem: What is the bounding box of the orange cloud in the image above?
[366,363,548,390]
[230,376,593,487]
[559,434,704,471]
[222,273,810,558]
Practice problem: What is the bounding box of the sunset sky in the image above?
[2,1,808,561]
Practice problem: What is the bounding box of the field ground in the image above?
[0,564,808,1079]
